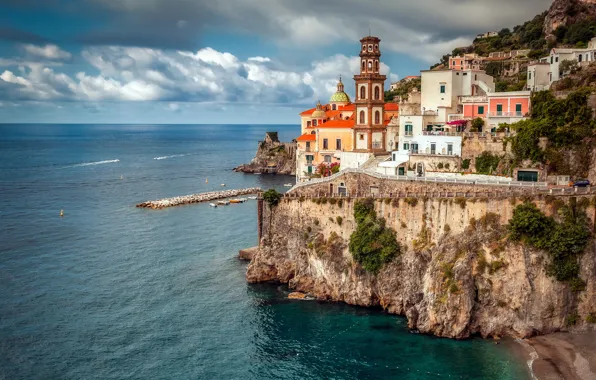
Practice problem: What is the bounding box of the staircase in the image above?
[360,154,391,170]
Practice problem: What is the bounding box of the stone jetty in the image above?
[136,187,261,209]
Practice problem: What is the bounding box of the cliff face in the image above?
[544,0,596,37]
[247,197,596,339]
[234,132,296,175]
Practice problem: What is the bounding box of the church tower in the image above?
[353,36,386,152]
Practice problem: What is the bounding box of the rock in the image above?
[234,132,296,175]
[544,0,596,38]
[238,247,258,261]
[288,292,307,299]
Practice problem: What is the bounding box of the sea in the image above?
[0,124,530,379]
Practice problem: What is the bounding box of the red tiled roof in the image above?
[405,75,420,79]
[317,119,355,129]
[300,107,316,116]
[339,104,355,111]
[384,103,399,111]
[296,133,316,142]
[325,110,343,118]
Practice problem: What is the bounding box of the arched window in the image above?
[360,86,366,100]
[359,110,365,124]
[374,86,380,100]
[368,61,372,71]
[374,111,380,125]
[375,60,379,72]
[332,104,337,110]
[362,60,366,71]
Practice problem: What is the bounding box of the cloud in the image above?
[0,0,552,63]
[0,44,398,105]
[0,26,48,43]
[21,44,72,60]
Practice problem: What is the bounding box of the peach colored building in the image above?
[487,91,531,129]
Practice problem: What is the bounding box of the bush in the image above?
[566,313,579,327]
[462,159,471,170]
[470,117,485,132]
[475,152,501,174]
[329,198,337,205]
[336,216,343,226]
[586,313,596,324]
[337,199,343,208]
[508,202,591,284]
[349,198,401,274]
[263,189,282,207]
[454,198,467,209]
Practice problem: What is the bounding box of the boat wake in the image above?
[62,159,120,168]
[153,154,190,160]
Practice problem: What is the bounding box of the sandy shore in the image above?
[516,332,596,380]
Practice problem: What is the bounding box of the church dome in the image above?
[311,100,326,118]
[329,76,351,103]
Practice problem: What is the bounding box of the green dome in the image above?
[330,91,350,103]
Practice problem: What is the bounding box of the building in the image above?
[527,62,550,91]
[294,35,399,182]
[476,31,498,39]
[388,75,420,91]
[486,91,531,128]
[545,37,596,85]
[449,54,484,71]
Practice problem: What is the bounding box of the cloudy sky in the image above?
[0,0,552,124]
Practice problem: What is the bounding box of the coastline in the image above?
[514,332,596,380]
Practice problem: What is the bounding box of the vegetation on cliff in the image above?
[504,88,595,177]
[263,189,282,207]
[508,200,591,289]
[384,77,421,101]
[349,198,401,274]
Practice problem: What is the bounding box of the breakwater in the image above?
[136,187,261,209]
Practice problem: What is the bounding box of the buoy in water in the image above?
[206,178,208,184]
[60,209,64,217]
[120,175,123,180]
[221,184,225,187]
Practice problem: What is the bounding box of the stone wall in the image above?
[247,195,596,339]
[461,134,509,171]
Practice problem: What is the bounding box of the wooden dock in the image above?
[136,187,261,209]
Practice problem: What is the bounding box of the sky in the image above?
[0,0,553,124]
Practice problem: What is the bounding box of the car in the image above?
[572,179,590,188]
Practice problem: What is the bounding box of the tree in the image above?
[498,28,511,37]
[262,189,282,207]
[559,59,579,75]
[475,152,501,174]
[470,117,485,132]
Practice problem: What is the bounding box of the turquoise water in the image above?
[0,124,530,379]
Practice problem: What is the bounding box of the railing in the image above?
[404,131,413,137]
[288,167,550,192]
[458,96,488,103]
[448,114,464,122]
[488,112,523,117]
[423,110,439,116]
[422,131,462,137]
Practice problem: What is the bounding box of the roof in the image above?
[300,107,316,116]
[404,75,420,79]
[317,119,354,129]
[296,133,316,142]
[339,104,355,111]
[384,103,399,111]
[330,91,350,103]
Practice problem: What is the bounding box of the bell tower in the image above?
[353,36,386,153]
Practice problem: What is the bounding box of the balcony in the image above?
[488,111,524,117]
[447,114,465,122]
[458,95,487,103]
[422,131,463,137]
[404,131,413,137]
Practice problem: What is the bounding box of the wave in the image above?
[62,159,120,168]
[153,154,190,161]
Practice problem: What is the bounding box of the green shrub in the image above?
[444,224,451,233]
[336,216,343,226]
[349,198,401,274]
[384,198,391,205]
[314,219,319,226]
[475,152,501,174]
[566,313,579,326]
[263,189,282,207]
[449,283,459,294]
[337,199,343,208]
[321,197,328,205]
[462,159,471,170]
[329,217,334,223]
[437,162,444,169]
[306,226,312,233]
[586,313,596,324]
[477,253,488,274]
[489,259,506,274]
[329,198,337,205]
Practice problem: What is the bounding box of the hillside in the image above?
[431,0,596,70]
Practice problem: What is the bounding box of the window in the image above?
[323,138,328,149]
[426,124,433,131]
[312,119,317,126]
[362,60,365,71]
[306,154,313,163]
[362,44,366,52]
[336,139,341,150]
[324,155,331,163]
[478,106,485,115]
[440,85,446,93]
[305,142,311,150]
[374,44,378,51]
[411,143,418,154]
[475,74,477,80]
[368,44,373,52]
[496,104,503,115]
[359,134,364,140]
[528,72,532,79]
[579,54,583,62]
[307,120,311,127]
[374,111,380,124]
[556,57,559,63]
[375,60,379,71]
[516,103,522,116]
[431,143,436,155]
[405,124,413,136]
[463,72,468,76]
[447,144,453,155]
[360,86,366,100]
[332,104,336,110]
[359,110,365,124]
[374,86,380,100]
[403,143,410,151]
[368,61,372,70]
[551,56,553,64]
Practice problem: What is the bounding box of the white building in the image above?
[527,62,550,91]
[545,37,596,85]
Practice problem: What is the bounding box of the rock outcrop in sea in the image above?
[234,132,296,175]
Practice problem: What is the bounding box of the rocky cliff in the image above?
[544,0,596,37]
[247,196,596,339]
[234,132,296,175]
